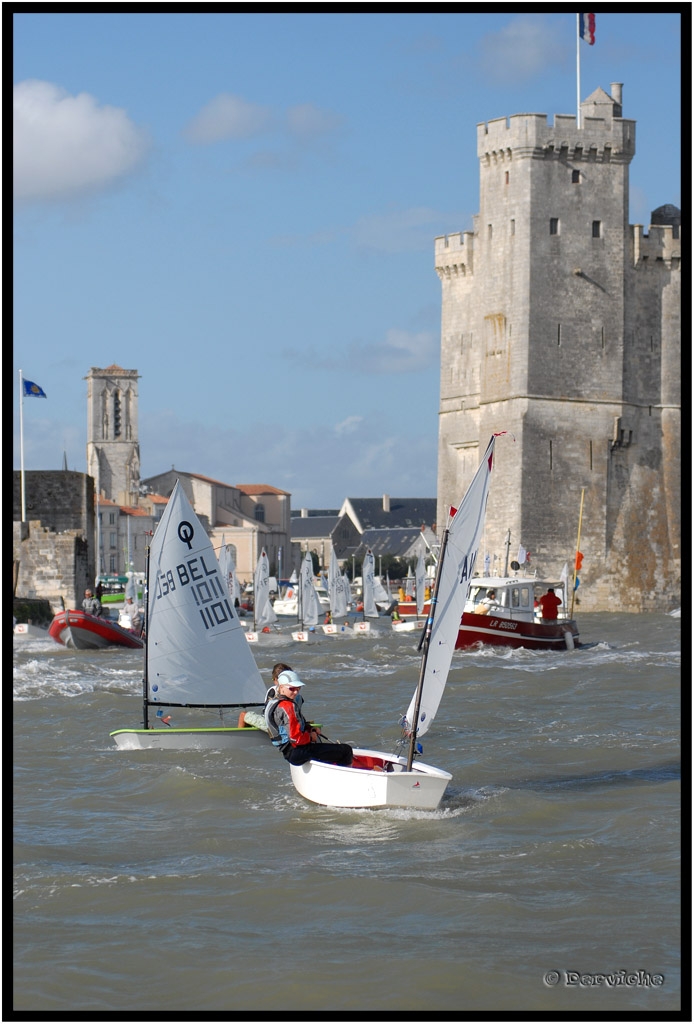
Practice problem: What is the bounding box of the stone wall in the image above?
[13,521,91,612]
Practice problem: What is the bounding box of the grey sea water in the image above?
[13,612,681,1016]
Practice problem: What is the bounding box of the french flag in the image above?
[579,13,596,45]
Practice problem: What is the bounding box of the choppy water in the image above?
[13,613,681,1014]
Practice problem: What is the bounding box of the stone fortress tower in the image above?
[435,85,680,612]
[85,365,141,507]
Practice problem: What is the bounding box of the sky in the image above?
[13,11,684,509]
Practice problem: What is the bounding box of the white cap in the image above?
[277,670,305,688]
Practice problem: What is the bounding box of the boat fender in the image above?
[564,630,575,651]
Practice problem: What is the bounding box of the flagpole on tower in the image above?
[576,14,581,129]
[19,369,27,523]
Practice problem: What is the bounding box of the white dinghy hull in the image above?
[289,748,451,810]
[110,726,269,751]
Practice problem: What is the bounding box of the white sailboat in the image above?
[247,547,278,641]
[322,548,351,634]
[110,481,269,750]
[219,535,242,609]
[292,552,322,641]
[289,435,499,810]
[393,545,428,633]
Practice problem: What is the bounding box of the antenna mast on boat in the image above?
[503,528,511,576]
[406,516,452,771]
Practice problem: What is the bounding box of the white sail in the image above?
[415,544,427,615]
[361,550,379,618]
[300,552,321,626]
[373,575,391,604]
[328,548,349,618]
[254,548,277,626]
[405,435,497,737]
[219,537,241,606]
[147,481,266,707]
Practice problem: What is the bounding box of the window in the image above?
[110,532,117,549]
[109,555,116,573]
[572,169,580,183]
[488,224,493,240]
[254,503,265,523]
[505,171,509,185]
[592,220,601,238]
[510,219,515,235]
[550,218,559,235]
[109,513,116,525]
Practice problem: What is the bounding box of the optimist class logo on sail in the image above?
[155,517,238,632]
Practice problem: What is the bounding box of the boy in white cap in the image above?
[268,670,353,767]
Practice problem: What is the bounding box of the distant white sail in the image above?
[147,481,265,707]
[219,536,242,606]
[328,548,349,618]
[361,550,379,618]
[254,548,277,627]
[300,552,321,627]
[405,435,497,737]
[415,544,427,615]
[373,575,391,604]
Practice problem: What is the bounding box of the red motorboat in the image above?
[455,576,579,651]
[48,609,144,650]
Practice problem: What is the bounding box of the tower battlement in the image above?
[478,85,635,164]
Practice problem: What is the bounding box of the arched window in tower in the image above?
[101,391,109,439]
[124,389,131,439]
[255,503,265,523]
[113,391,122,437]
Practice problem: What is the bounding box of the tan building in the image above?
[141,470,291,583]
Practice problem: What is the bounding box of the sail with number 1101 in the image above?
[110,480,268,750]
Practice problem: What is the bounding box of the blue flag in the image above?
[23,379,47,398]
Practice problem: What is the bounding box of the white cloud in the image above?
[334,416,363,436]
[184,93,273,143]
[353,206,457,254]
[13,80,148,202]
[286,103,343,140]
[477,16,567,84]
[289,327,438,376]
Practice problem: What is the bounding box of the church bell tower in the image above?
[85,365,141,506]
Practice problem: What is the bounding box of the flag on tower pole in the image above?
[579,14,596,45]
[18,370,48,523]
[576,14,596,129]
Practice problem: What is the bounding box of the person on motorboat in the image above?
[82,588,103,617]
[266,670,353,767]
[539,587,562,620]
[476,588,500,615]
[121,596,143,634]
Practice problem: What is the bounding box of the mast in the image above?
[142,545,150,729]
[19,370,26,524]
[503,528,511,577]
[407,518,452,771]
